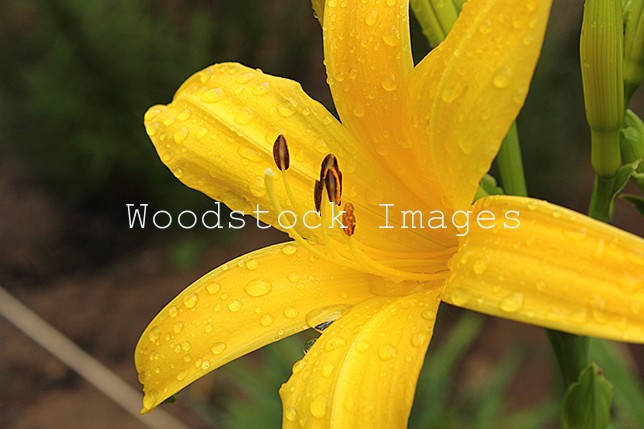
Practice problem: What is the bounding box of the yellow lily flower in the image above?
[136,0,644,425]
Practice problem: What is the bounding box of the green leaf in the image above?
[620,193,644,216]
[563,363,614,429]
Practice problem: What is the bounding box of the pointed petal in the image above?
[135,242,376,412]
[145,62,442,252]
[442,196,644,342]
[323,0,413,149]
[280,289,441,428]
[407,0,553,210]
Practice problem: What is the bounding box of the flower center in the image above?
[265,135,454,283]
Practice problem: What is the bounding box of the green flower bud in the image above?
[410,0,459,47]
[624,0,644,101]
[580,0,624,177]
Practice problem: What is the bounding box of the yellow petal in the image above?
[442,195,644,342]
[323,0,413,151]
[280,289,441,428]
[145,62,442,252]
[135,241,376,412]
[407,0,553,211]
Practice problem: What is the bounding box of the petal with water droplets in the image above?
[135,241,376,412]
[407,0,553,211]
[280,289,441,428]
[442,195,644,342]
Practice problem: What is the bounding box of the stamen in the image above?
[272,134,290,171]
[342,203,356,236]
[319,154,339,182]
[314,180,323,213]
[324,167,342,205]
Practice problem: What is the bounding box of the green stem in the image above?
[495,123,591,393]
[588,175,615,223]
[497,123,528,197]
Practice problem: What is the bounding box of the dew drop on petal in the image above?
[287,272,300,283]
[310,395,328,418]
[177,109,191,121]
[201,88,224,103]
[206,282,221,295]
[228,299,242,312]
[148,326,161,343]
[282,244,297,255]
[325,337,346,351]
[249,176,266,197]
[252,81,270,95]
[284,307,299,318]
[285,407,298,422]
[176,370,188,381]
[378,344,397,360]
[411,331,430,347]
[211,342,226,355]
[173,127,189,143]
[245,259,259,270]
[292,359,307,374]
[382,25,400,46]
[500,292,524,313]
[172,322,184,334]
[168,306,178,318]
[245,279,272,297]
[322,363,334,377]
[365,9,378,25]
[234,107,254,125]
[260,314,274,327]
[381,74,398,92]
[492,65,513,89]
[183,293,198,309]
[355,341,369,352]
[277,98,297,117]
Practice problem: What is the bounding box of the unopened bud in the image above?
[624,0,644,101]
[580,0,624,177]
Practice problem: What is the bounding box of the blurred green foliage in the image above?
[0,0,323,211]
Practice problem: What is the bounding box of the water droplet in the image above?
[196,127,208,139]
[228,299,242,312]
[421,309,436,321]
[322,363,334,377]
[249,176,266,197]
[563,227,588,242]
[177,370,188,381]
[382,25,400,46]
[168,306,178,318]
[245,279,272,297]
[145,107,163,121]
[209,342,226,356]
[441,83,466,103]
[287,272,300,283]
[146,122,161,137]
[252,81,270,95]
[594,239,605,258]
[478,18,492,34]
[492,65,513,88]
[285,407,298,422]
[173,127,189,143]
[512,86,527,104]
[522,34,534,46]
[411,331,430,347]
[277,98,298,117]
[500,292,524,312]
[473,257,488,275]
[284,307,299,319]
[310,395,327,418]
[355,341,369,352]
[591,295,609,323]
[181,341,191,351]
[381,74,398,92]
[234,107,254,125]
[292,359,307,374]
[177,109,191,121]
[172,322,184,334]
[143,390,159,410]
[260,314,274,327]
[378,344,397,360]
[305,306,348,330]
[446,288,470,307]
[282,244,297,255]
[364,9,378,25]
[183,293,198,308]
[201,88,224,103]
[325,337,346,351]
[201,360,211,370]
[236,71,254,84]
[245,259,259,270]
[206,282,221,295]
[353,104,365,118]
[163,116,176,126]
[174,168,183,178]
[148,326,161,343]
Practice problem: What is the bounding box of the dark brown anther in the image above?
[324,166,342,206]
[342,203,356,236]
[272,134,290,171]
[319,154,339,182]
[314,180,323,213]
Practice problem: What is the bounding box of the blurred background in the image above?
[0,0,642,428]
